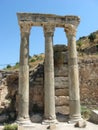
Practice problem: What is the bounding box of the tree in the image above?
[88,33,96,42]
[6,64,11,69]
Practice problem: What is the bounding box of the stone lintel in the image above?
[17,13,80,28]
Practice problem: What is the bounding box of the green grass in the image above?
[81,106,91,120]
[3,124,18,130]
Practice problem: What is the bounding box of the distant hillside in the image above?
[77,30,98,55]
[3,53,45,71]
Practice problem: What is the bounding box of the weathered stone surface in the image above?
[30,87,43,103]
[90,110,98,124]
[17,13,80,28]
[55,88,69,96]
[54,44,67,52]
[54,52,65,66]
[74,120,87,128]
[44,24,56,120]
[55,77,68,89]
[56,106,69,115]
[54,66,68,77]
[30,114,42,123]
[55,96,69,106]
[79,58,98,105]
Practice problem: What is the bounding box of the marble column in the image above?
[17,23,31,124]
[65,24,82,122]
[43,24,56,123]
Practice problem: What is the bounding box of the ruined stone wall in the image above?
[0,45,98,122]
[79,57,98,106]
[54,45,69,115]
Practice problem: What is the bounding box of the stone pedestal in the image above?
[65,24,82,122]
[43,24,56,123]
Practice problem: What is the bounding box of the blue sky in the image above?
[0,0,98,69]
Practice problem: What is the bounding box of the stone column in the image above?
[64,24,82,122]
[43,24,56,123]
[17,23,31,124]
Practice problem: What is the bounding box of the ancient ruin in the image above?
[17,13,82,124]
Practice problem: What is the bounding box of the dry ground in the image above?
[0,121,98,130]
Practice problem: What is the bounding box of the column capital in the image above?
[19,23,31,35]
[64,24,76,37]
[43,24,55,37]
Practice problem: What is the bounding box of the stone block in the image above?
[30,114,42,123]
[54,66,68,77]
[74,120,87,128]
[55,77,68,89]
[55,88,69,96]
[56,106,69,115]
[90,110,98,124]
[54,44,67,52]
[55,96,69,106]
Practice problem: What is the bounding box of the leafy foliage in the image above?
[77,41,83,48]
[30,58,36,62]
[3,124,18,130]
[6,65,11,69]
[88,33,96,42]
[81,106,91,120]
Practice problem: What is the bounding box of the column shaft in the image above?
[44,25,56,120]
[65,25,82,122]
[17,24,31,123]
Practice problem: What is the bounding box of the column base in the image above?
[42,119,58,125]
[68,116,83,124]
[16,117,33,126]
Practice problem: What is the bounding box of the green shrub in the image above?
[79,36,86,40]
[81,106,91,120]
[77,41,83,47]
[30,58,36,62]
[36,56,43,61]
[88,33,96,42]
[3,124,18,130]
[6,65,11,69]
[15,62,19,66]
[14,62,19,69]
[34,54,38,58]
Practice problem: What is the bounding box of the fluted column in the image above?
[17,23,31,124]
[64,24,82,122]
[43,24,56,123]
